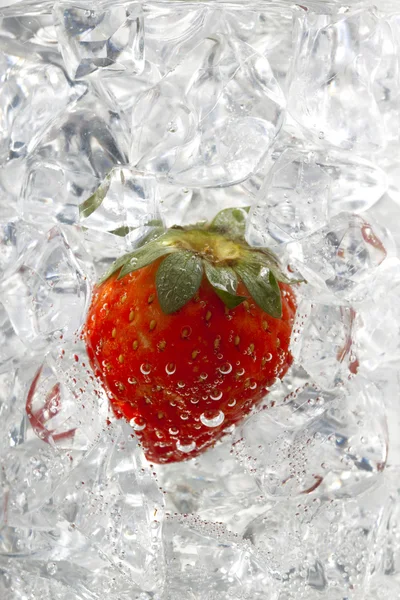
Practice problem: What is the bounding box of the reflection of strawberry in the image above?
[85,208,297,463]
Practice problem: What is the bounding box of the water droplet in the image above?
[165,363,176,375]
[319,131,325,139]
[176,440,196,453]
[265,353,273,362]
[237,368,245,376]
[177,381,185,388]
[219,363,232,375]
[200,410,225,428]
[210,390,223,401]
[249,380,257,390]
[169,427,179,436]
[180,412,190,421]
[129,417,146,431]
[228,399,236,407]
[140,363,151,375]
[199,372,208,380]
[128,377,137,385]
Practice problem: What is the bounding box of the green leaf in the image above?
[204,261,247,309]
[156,251,203,314]
[209,206,250,240]
[235,262,282,319]
[108,225,133,237]
[118,240,178,279]
[79,176,111,220]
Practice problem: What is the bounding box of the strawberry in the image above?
[85,207,297,464]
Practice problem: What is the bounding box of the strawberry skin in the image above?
[85,260,297,464]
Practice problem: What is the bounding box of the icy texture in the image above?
[289,212,390,302]
[0,1,399,600]
[53,1,144,80]
[288,9,385,152]
[131,34,286,187]
[247,149,331,248]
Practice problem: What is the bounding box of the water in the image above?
[0,1,400,599]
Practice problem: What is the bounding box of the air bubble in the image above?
[210,390,223,401]
[176,440,196,453]
[140,363,151,375]
[166,363,176,375]
[129,417,146,431]
[200,411,225,428]
[219,363,232,375]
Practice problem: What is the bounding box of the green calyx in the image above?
[99,207,299,318]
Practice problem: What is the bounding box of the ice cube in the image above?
[79,167,162,235]
[21,90,128,228]
[320,153,388,214]
[48,422,165,592]
[0,62,86,164]
[288,9,385,151]
[234,378,388,499]
[144,3,213,75]
[0,226,92,350]
[290,213,389,302]
[154,440,263,535]
[291,300,357,389]
[132,35,285,187]
[171,35,286,187]
[246,149,331,248]
[264,364,339,429]
[245,481,389,599]
[163,514,274,600]
[53,1,144,80]
[225,7,293,87]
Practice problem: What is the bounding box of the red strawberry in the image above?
[85,208,297,464]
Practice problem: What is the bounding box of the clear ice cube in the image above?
[53,1,144,80]
[0,226,92,349]
[131,35,285,187]
[234,378,387,500]
[290,212,389,301]
[288,9,385,152]
[79,166,162,235]
[21,90,128,228]
[246,149,331,248]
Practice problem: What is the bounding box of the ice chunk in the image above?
[154,441,263,535]
[80,167,162,235]
[130,80,199,176]
[0,61,85,164]
[225,7,293,87]
[53,1,144,80]
[320,153,388,214]
[163,514,274,600]
[288,10,384,151]
[291,300,357,389]
[291,213,389,302]
[144,3,213,75]
[0,226,92,350]
[246,149,331,248]
[47,422,165,592]
[264,364,340,429]
[234,378,388,499]
[245,481,389,599]
[132,35,285,187]
[21,90,128,228]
